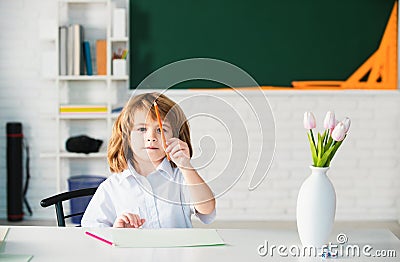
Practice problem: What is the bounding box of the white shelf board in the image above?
[60,0,107,3]
[59,114,108,120]
[110,37,128,42]
[60,152,107,158]
[110,75,129,80]
[58,75,128,81]
[41,152,107,158]
[58,75,108,81]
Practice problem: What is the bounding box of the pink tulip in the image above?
[303,112,316,129]
[331,122,346,141]
[323,111,336,130]
[342,117,351,133]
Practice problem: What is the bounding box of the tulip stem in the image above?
[307,132,318,166]
[309,130,315,147]
[323,129,328,145]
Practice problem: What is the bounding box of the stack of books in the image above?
[59,24,102,76]
[60,105,108,116]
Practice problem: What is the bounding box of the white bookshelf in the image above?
[42,0,130,192]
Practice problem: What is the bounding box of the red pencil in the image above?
[85,231,113,246]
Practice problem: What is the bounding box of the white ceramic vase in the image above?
[296,166,336,248]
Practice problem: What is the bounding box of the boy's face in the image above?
[130,109,173,165]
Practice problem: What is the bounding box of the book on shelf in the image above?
[59,26,67,75]
[83,41,93,75]
[67,25,74,75]
[111,106,123,113]
[59,24,86,76]
[72,24,84,76]
[96,40,107,75]
[60,105,108,114]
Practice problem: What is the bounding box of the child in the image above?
[81,92,216,228]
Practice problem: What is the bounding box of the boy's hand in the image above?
[165,138,192,169]
[113,212,145,228]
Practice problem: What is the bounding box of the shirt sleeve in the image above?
[181,180,216,225]
[81,182,115,227]
[190,204,216,224]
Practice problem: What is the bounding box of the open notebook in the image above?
[87,228,225,248]
[0,227,33,261]
[0,254,33,262]
[0,227,9,251]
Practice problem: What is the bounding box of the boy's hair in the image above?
[107,92,192,173]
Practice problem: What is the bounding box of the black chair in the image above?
[40,187,97,227]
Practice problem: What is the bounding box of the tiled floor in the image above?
[1,219,400,239]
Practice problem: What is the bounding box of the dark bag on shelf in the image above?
[66,135,103,154]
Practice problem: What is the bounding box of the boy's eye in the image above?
[156,128,167,133]
[138,127,146,132]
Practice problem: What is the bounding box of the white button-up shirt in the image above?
[81,158,216,228]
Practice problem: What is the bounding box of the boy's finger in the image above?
[121,215,129,225]
[133,214,141,228]
[166,140,179,152]
[125,213,136,226]
[165,141,176,151]
[138,217,145,226]
[169,144,184,155]
[166,137,176,143]
[166,137,178,145]
[172,150,186,159]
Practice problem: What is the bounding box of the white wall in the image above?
[0,0,399,222]
[166,90,400,221]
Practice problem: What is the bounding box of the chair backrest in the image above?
[40,187,97,227]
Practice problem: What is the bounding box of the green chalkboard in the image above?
[129,0,395,89]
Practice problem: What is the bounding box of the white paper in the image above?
[0,227,9,243]
[0,254,33,262]
[0,227,10,252]
[88,228,225,248]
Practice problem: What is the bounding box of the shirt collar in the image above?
[156,157,174,179]
[121,158,174,181]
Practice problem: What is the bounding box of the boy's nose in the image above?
[146,129,158,142]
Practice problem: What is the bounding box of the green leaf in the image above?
[326,138,344,166]
[307,132,317,166]
[316,144,337,167]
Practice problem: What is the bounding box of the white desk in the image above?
[2,227,400,261]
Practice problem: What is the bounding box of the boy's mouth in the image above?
[145,146,158,150]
